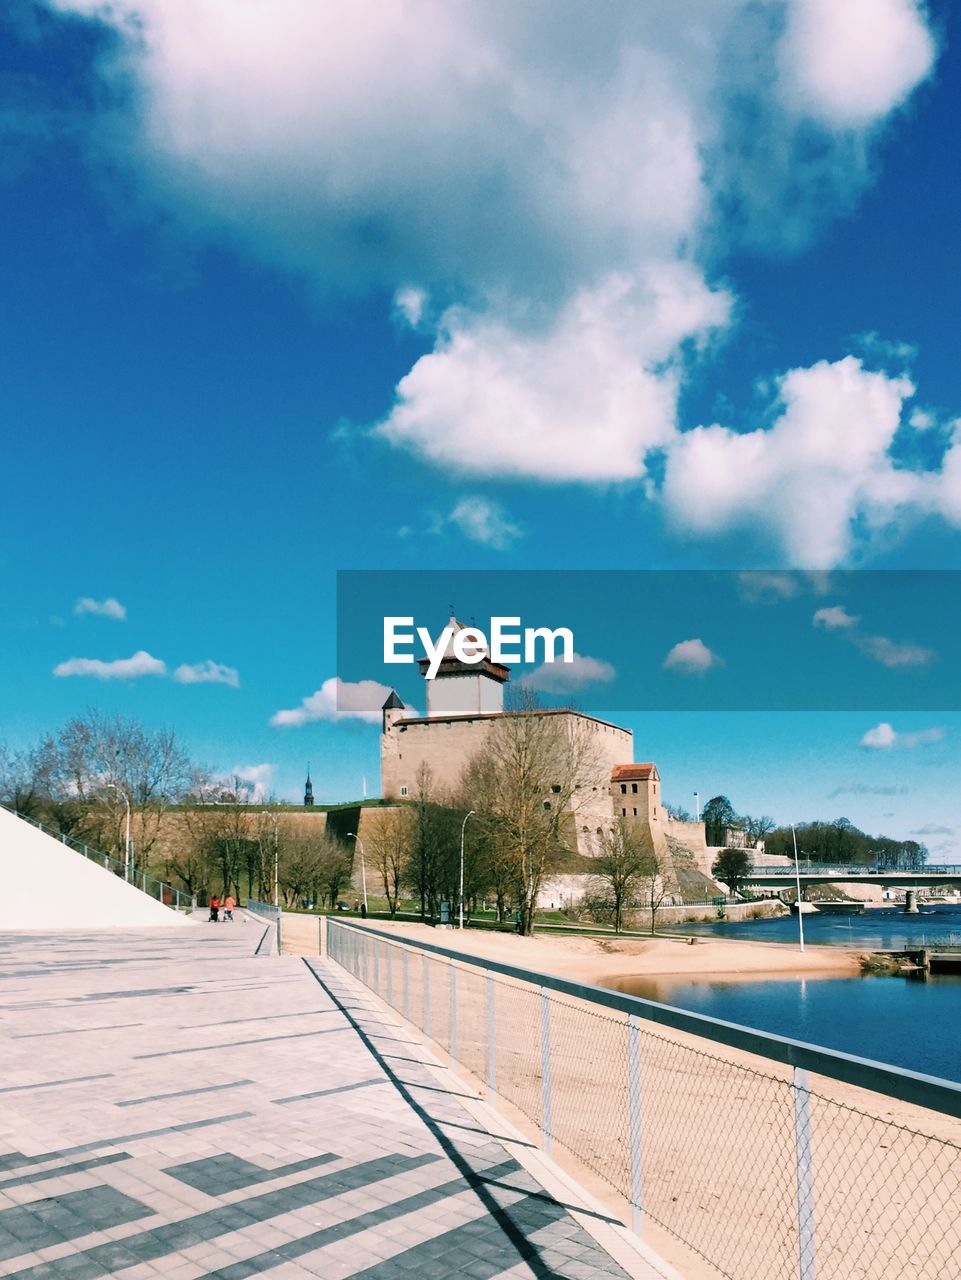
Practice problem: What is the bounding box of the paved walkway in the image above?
[0,919,679,1280]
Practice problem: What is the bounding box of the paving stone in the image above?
[0,927,667,1280]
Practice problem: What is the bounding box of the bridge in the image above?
[742,863,961,912]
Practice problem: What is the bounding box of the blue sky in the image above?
[1,1,960,851]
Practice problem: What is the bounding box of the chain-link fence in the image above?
[327,918,961,1280]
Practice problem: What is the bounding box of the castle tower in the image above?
[382,690,406,732]
[418,615,509,718]
[304,765,314,807]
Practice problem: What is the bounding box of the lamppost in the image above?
[261,811,279,908]
[694,791,700,822]
[459,810,475,930]
[107,783,131,881]
[348,833,368,913]
[791,823,806,953]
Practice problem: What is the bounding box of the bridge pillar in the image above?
[904,889,919,914]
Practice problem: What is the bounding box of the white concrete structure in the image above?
[0,806,193,929]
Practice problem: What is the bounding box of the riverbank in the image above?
[351,918,862,985]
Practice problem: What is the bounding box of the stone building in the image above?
[379,616,717,884]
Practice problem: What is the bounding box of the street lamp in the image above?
[348,833,368,913]
[694,791,700,822]
[261,811,279,908]
[459,810,475,930]
[107,784,131,881]
[791,823,806,953]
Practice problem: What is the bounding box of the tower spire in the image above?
[304,763,314,807]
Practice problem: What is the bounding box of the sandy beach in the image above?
[349,918,862,986]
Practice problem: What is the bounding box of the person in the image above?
[209,894,220,923]
[223,894,235,922]
[360,901,367,919]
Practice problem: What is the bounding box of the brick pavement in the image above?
[0,918,681,1280]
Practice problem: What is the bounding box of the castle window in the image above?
[543,801,551,811]
[551,784,561,793]
[400,785,409,798]
[620,783,627,794]
[631,782,638,793]
[653,807,657,817]
[633,808,637,816]
[622,808,627,816]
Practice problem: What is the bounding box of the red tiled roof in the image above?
[611,763,658,782]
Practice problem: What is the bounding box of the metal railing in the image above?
[245,899,281,953]
[328,918,961,1280]
[748,863,961,876]
[2,804,186,910]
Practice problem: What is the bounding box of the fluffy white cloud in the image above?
[173,660,239,687]
[521,652,616,694]
[53,650,166,680]
[860,722,944,750]
[46,1,943,564]
[74,596,126,620]
[778,0,935,128]
[662,357,919,566]
[271,677,394,727]
[228,763,274,802]
[379,266,730,482]
[441,496,522,550]
[813,605,859,630]
[662,638,722,675]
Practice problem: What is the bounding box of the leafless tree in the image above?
[591,819,653,933]
[364,808,414,917]
[460,692,600,935]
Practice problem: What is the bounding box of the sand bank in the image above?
[359,919,861,985]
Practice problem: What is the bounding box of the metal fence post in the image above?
[486,974,497,1103]
[449,960,458,1065]
[423,955,431,1039]
[794,1067,817,1280]
[628,1014,645,1237]
[540,987,553,1154]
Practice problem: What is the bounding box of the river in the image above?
[608,905,961,1083]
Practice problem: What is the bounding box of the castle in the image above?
[380,618,717,895]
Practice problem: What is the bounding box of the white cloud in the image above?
[662,638,722,675]
[661,357,919,567]
[440,496,522,550]
[53,650,166,680]
[855,634,934,669]
[271,676,393,727]
[393,287,428,330]
[74,596,126,621]
[172,660,239,687]
[378,267,730,483]
[908,407,937,431]
[521,652,616,695]
[860,722,945,750]
[777,0,936,128]
[228,763,274,802]
[46,2,944,565]
[813,605,859,630]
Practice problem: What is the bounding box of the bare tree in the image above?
[365,808,413,917]
[461,694,600,936]
[639,843,670,936]
[591,820,652,933]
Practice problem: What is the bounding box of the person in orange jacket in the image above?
[223,895,235,922]
[209,895,220,923]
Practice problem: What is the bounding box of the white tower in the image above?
[418,616,509,718]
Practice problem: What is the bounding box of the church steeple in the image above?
[304,764,314,807]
